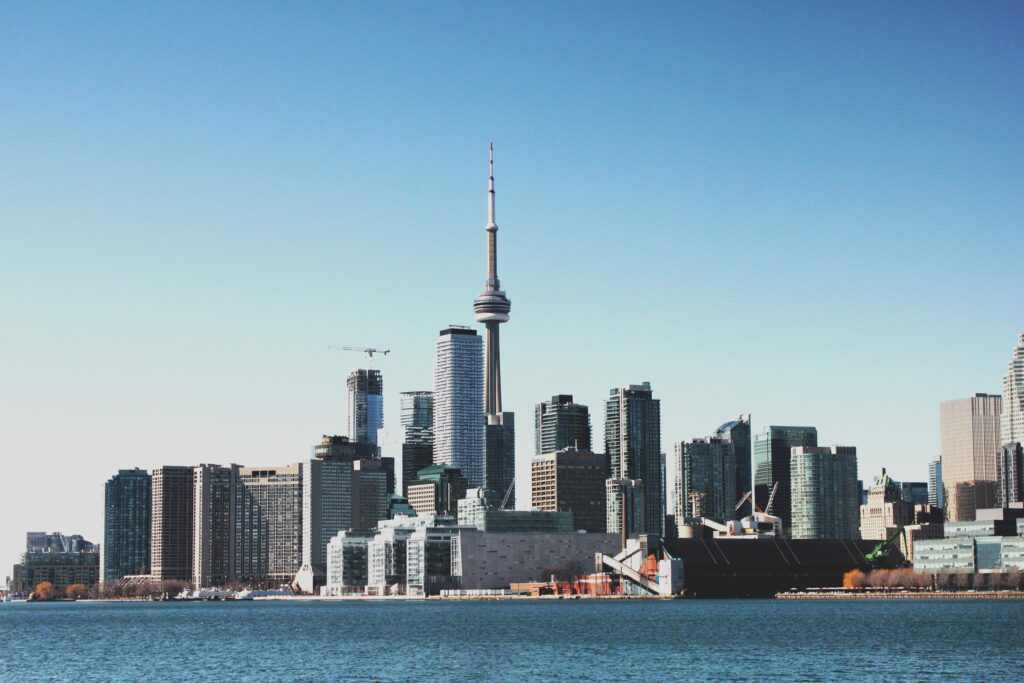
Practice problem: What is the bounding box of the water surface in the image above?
[2,599,1021,681]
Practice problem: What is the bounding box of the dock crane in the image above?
[328,346,391,368]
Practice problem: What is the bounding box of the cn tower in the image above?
[473,143,511,415]
[473,143,515,502]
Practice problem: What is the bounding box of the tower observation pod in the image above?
[473,143,512,416]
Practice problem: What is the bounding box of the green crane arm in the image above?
[866,527,907,564]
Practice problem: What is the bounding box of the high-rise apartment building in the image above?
[473,145,516,505]
[928,457,943,509]
[301,458,352,573]
[605,478,646,537]
[673,438,736,523]
[485,413,515,502]
[103,469,151,583]
[997,442,1024,507]
[860,468,914,540]
[150,466,195,582]
[605,382,663,535]
[753,426,818,530]
[192,464,236,587]
[351,459,389,531]
[1002,332,1024,445]
[400,391,434,495]
[347,369,383,446]
[714,414,751,514]
[432,327,485,487]
[940,393,1002,521]
[300,452,389,577]
[531,448,607,533]
[790,446,859,540]
[535,395,592,454]
[233,464,302,584]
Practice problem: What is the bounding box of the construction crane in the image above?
[763,482,780,515]
[500,480,515,511]
[865,527,908,567]
[328,346,390,368]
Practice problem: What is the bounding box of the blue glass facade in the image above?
[103,469,152,582]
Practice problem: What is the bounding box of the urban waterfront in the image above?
[2,600,1023,681]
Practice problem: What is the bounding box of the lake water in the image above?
[2,599,1022,681]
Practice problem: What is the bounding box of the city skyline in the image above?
[2,3,1022,574]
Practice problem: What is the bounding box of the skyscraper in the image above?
[1002,332,1024,446]
[928,457,943,509]
[301,458,352,574]
[103,469,151,583]
[535,394,592,454]
[753,425,818,530]
[347,369,383,446]
[473,145,515,503]
[940,393,1001,521]
[790,446,859,540]
[233,464,303,584]
[673,438,736,523]
[432,326,485,487]
[192,464,236,587]
[713,414,751,516]
[997,442,1024,507]
[150,466,195,582]
[400,391,434,495]
[605,382,663,535]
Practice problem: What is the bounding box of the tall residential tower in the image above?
[605,382,663,535]
[433,327,485,486]
[103,469,151,583]
[400,391,434,495]
[1002,332,1024,446]
[347,369,383,446]
[535,394,592,454]
[473,144,515,502]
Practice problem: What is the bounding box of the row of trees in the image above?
[843,568,1024,591]
[30,582,89,601]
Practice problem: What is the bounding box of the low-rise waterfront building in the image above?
[913,505,1024,573]
[458,488,572,532]
[452,529,619,591]
[323,530,375,594]
[11,532,100,595]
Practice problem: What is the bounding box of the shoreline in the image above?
[777,590,1024,600]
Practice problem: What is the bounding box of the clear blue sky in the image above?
[1,2,1021,572]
